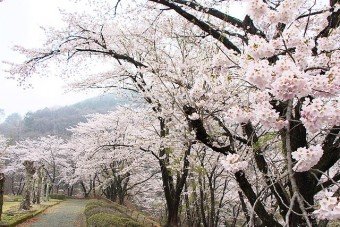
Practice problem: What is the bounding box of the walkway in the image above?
[17,199,89,227]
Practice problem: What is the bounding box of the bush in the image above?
[87,213,145,227]
[87,213,121,227]
[49,194,66,200]
[120,218,144,227]
[86,200,107,207]
[85,207,118,218]
[85,201,144,227]
[84,204,101,217]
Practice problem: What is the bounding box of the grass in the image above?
[0,195,62,227]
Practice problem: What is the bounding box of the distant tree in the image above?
[0,113,22,142]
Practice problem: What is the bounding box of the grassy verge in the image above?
[0,197,62,227]
[84,199,160,227]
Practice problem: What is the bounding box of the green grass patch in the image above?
[3,195,21,202]
[2,202,21,212]
[0,199,62,227]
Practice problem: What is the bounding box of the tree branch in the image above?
[149,0,241,54]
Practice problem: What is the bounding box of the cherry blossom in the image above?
[314,192,340,220]
[292,144,324,172]
[220,154,248,173]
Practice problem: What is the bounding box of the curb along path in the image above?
[17,199,89,227]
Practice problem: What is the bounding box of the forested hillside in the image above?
[0,94,128,141]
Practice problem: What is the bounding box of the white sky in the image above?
[0,0,97,120]
[0,0,246,121]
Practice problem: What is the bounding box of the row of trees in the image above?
[2,0,340,226]
[4,108,238,226]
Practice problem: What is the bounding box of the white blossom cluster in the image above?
[301,99,340,133]
[220,154,248,173]
[292,144,323,172]
[245,35,275,60]
[247,0,312,27]
[270,72,310,100]
[314,192,340,220]
[225,101,287,130]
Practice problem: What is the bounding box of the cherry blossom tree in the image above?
[6,136,67,205]
[63,107,161,203]
[4,0,340,226]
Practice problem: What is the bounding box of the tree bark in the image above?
[20,160,36,210]
[36,165,44,204]
[0,173,5,221]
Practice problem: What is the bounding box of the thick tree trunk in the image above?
[36,166,44,204]
[20,161,36,210]
[167,205,180,227]
[0,173,5,221]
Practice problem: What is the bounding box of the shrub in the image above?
[87,214,144,227]
[49,194,66,200]
[85,207,117,218]
[86,200,107,207]
[119,218,144,227]
[84,200,144,227]
[84,205,101,217]
[87,213,124,227]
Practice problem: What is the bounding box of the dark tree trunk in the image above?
[67,185,74,197]
[167,207,180,227]
[158,117,191,227]
[0,173,5,221]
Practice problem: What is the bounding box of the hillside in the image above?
[0,93,129,141]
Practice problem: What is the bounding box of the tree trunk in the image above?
[36,165,44,204]
[0,173,5,221]
[167,205,180,227]
[45,182,50,201]
[68,185,74,197]
[20,161,36,210]
[16,177,25,196]
[32,179,37,204]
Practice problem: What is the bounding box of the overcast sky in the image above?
[0,0,97,120]
[0,0,246,121]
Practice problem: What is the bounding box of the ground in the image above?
[16,199,88,227]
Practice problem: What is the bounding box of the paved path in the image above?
[17,199,89,227]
